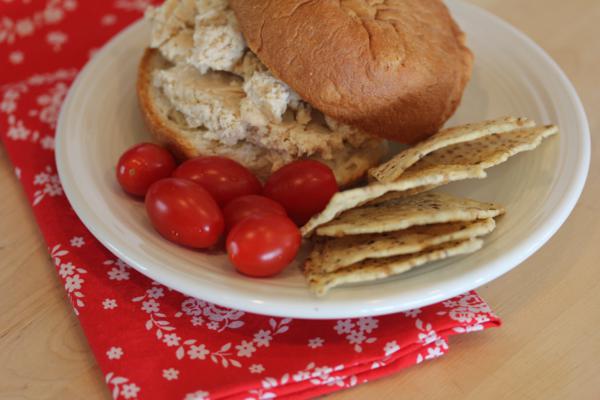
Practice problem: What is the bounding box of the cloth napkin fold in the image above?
[0,1,500,399]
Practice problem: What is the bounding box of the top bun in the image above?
[230,0,473,144]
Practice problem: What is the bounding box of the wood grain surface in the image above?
[1,0,599,399]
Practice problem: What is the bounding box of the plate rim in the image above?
[56,2,590,319]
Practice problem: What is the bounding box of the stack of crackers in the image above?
[301,117,558,296]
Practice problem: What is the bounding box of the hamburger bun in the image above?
[230,0,473,144]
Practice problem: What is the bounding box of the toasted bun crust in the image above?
[230,0,472,144]
[137,48,387,187]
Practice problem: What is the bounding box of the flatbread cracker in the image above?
[406,125,559,173]
[300,165,486,237]
[305,239,483,296]
[308,218,496,272]
[315,192,505,237]
[369,117,536,183]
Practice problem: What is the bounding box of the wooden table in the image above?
[1,0,599,398]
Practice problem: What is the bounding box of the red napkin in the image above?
[0,1,500,399]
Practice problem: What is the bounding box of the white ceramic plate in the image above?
[56,1,590,319]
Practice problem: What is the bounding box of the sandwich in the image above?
[138,0,472,186]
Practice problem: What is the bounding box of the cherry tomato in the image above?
[116,143,176,196]
[173,156,262,206]
[223,195,287,232]
[145,178,224,248]
[263,160,338,225]
[226,214,301,277]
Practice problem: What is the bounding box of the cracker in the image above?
[364,185,439,206]
[406,125,559,173]
[315,192,505,237]
[305,239,483,296]
[369,117,536,183]
[308,218,496,272]
[300,165,486,237]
